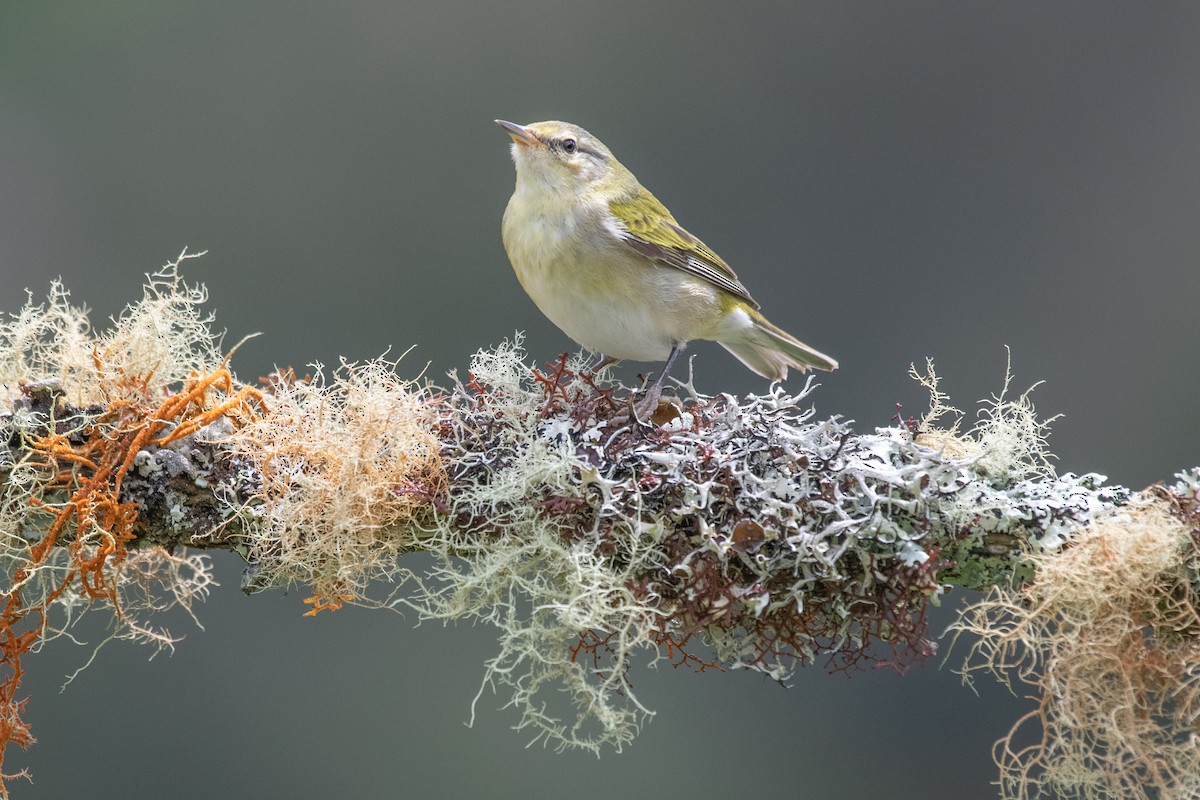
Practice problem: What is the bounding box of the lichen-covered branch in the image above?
[1,254,1197,798]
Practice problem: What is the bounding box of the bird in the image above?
[495,119,836,409]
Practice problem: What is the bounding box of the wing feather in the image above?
[609,194,759,309]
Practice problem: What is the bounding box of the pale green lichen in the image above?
[399,338,662,752]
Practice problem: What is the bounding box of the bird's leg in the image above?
[634,342,681,421]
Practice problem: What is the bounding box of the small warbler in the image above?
[496,119,837,402]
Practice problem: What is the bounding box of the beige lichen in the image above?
[910,357,977,460]
[910,354,1055,480]
[228,355,445,606]
[953,499,1200,799]
[0,249,221,408]
[969,366,1058,484]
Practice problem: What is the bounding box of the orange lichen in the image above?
[302,593,357,616]
[0,363,264,796]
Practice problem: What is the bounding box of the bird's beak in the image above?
[495,119,542,148]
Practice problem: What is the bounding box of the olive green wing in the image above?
[609,193,759,309]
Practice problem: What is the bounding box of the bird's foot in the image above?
[632,382,665,423]
[631,387,686,429]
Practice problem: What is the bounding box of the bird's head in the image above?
[495,119,621,198]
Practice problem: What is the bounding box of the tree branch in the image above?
[1,253,1197,798]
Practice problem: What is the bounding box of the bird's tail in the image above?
[717,308,837,381]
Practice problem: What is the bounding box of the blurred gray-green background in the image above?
[2,3,1199,798]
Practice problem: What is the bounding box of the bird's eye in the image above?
[561,138,578,154]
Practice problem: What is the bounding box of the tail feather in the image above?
[717,309,837,382]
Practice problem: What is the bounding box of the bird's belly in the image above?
[530,279,675,361]
[505,225,717,361]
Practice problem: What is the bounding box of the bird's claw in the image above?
[632,382,665,424]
